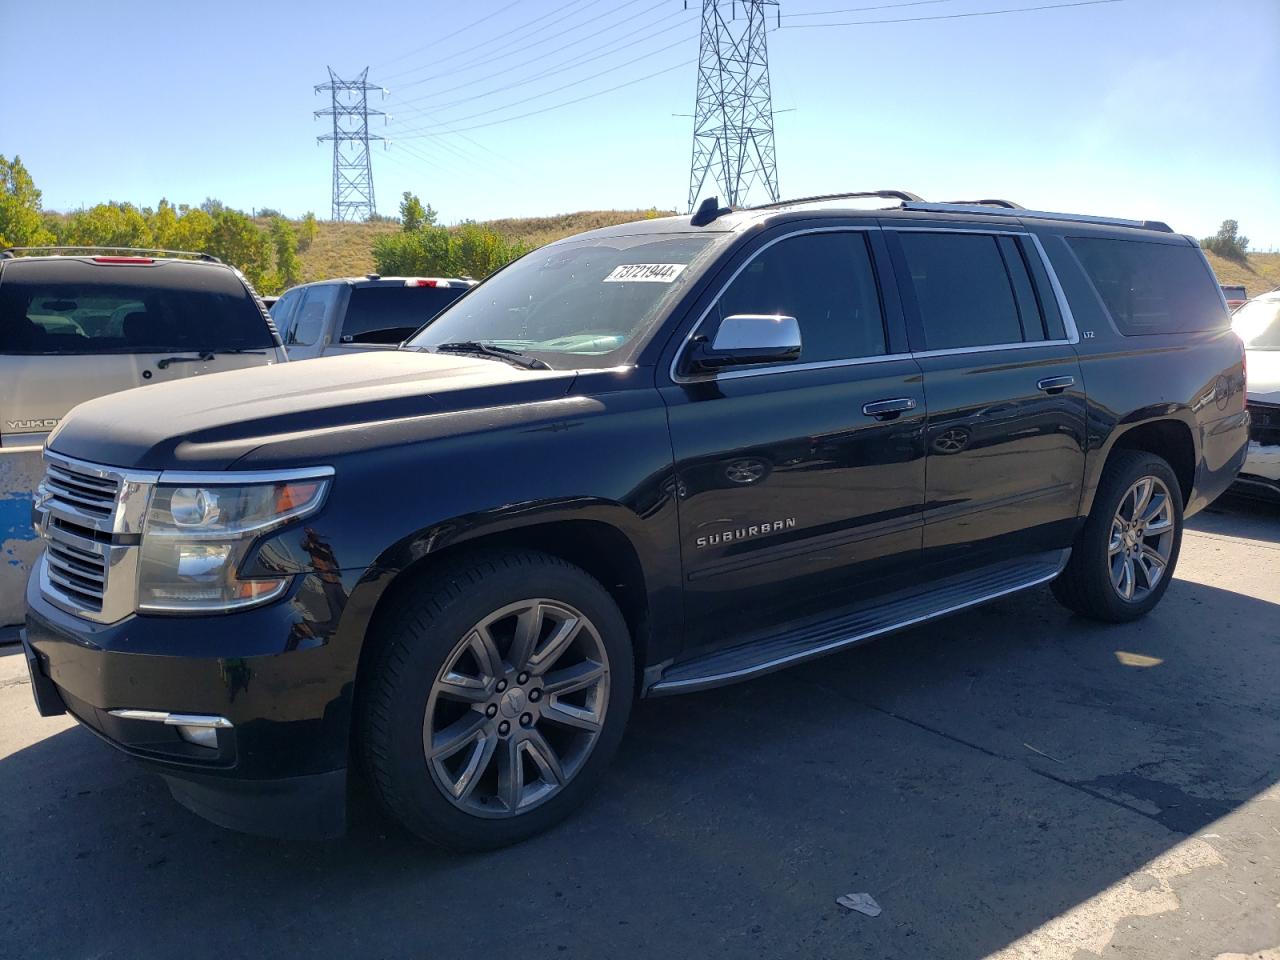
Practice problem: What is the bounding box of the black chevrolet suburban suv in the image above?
[22,192,1249,850]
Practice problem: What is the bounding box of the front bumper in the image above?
[24,574,353,838]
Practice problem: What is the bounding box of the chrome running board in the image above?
[648,550,1069,696]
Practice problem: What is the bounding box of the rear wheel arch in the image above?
[1089,417,1197,512]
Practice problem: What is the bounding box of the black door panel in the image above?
[886,224,1088,571]
[915,346,1086,566]
[666,361,927,650]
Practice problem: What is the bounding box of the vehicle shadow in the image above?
[1190,491,1280,543]
[2,558,1276,958]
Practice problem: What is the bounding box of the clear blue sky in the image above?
[3,0,1277,247]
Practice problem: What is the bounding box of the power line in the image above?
[383,0,609,85]
[781,0,1122,28]
[394,58,695,138]
[392,33,696,135]
[373,0,523,72]
[388,0,683,111]
[783,0,950,16]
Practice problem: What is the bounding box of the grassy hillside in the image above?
[298,210,673,282]
[1203,251,1280,297]
[296,219,398,282]
[299,213,1278,298]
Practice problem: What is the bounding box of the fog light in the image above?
[176,724,219,749]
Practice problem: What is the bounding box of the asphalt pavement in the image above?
[1,495,1277,960]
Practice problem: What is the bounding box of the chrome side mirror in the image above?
[691,314,802,371]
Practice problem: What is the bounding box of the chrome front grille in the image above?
[35,452,160,623]
[44,536,107,612]
[44,460,120,520]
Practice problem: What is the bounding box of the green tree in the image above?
[0,154,56,248]
[371,221,526,279]
[298,211,319,251]
[205,208,273,290]
[372,223,452,275]
[399,192,438,232]
[64,202,154,249]
[1202,220,1250,263]
[269,216,302,290]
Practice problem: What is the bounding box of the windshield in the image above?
[0,259,274,356]
[407,233,718,369]
[1233,297,1280,350]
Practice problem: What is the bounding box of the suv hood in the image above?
[1246,349,1280,405]
[47,350,579,471]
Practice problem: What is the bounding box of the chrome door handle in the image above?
[862,397,917,420]
[1037,376,1075,394]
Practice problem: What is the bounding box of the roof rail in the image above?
[0,246,222,262]
[901,201,1173,233]
[752,189,924,210]
[941,198,1024,209]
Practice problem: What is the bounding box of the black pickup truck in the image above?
[22,192,1249,850]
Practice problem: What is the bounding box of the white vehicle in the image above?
[270,275,475,361]
[1232,289,1280,499]
[0,247,288,629]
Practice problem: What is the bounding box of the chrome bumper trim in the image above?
[107,710,234,729]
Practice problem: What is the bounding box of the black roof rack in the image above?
[752,189,924,210]
[941,198,1024,209]
[0,246,222,262]
[901,201,1173,234]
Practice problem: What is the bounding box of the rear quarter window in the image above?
[1066,237,1228,336]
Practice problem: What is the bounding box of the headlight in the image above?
[137,476,330,613]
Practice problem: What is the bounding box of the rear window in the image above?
[1067,238,1228,336]
[0,259,274,355]
[341,285,468,344]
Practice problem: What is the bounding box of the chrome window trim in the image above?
[669,224,1083,383]
[669,225,890,385]
[155,465,336,486]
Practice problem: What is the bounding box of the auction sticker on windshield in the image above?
[603,263,688,283]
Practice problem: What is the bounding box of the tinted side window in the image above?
[716,232,886,363]
[288,284,342,346]
[342,286,467,344]
[270,288,303,342]
[1067,237,1229,335]
[898,233,1024,350]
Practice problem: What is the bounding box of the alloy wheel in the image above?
[423,599,611,818]
[1108,476,1176,603]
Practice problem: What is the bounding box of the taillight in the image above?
[406,279,440,287]
[92,256,155,264]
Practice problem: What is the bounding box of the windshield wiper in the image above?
[432,341,550,370]
[156,352,215,369]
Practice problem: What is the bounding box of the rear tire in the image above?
[359,550,634,851]
[1052,450,1184,623]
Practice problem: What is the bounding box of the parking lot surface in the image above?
[2,496,1277,960]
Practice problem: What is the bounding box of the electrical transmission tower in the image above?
[314,67,385,221]
[687,0,781,212]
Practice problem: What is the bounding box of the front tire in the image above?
[360,550,634,850]
[1052,450,1184,623]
